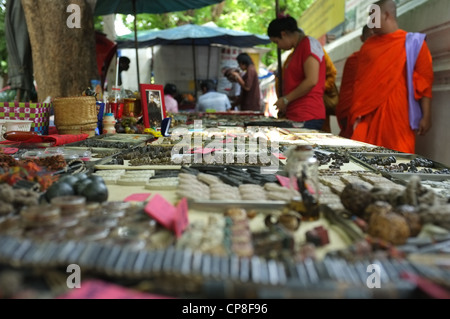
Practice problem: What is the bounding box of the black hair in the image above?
[164,83,177,95]
[119,56,130,64]
[223,68,234,77]
[236,53,254,67]
[267,16,302,38]
[200,80,216,91]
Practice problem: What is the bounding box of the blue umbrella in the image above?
[116,24,271,48]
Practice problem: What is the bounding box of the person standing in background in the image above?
[229,53,261,111]
[348,0,433,153]
[118,56,130,87]
[223,67,241,108]
[267,15,326,130]
[336,25,374,138]
[164,83,179,113]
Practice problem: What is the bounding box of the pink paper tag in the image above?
[272,152,286,160]
[1,147,19,154]
[57,279,175,299]
[123,193,151,202]
[276,175,298,191]
[174,198,189,238]
[144,194,176,231]
[192,147,221,154]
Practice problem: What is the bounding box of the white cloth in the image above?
[196,91,232,112]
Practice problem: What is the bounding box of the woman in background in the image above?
[229,53,261,111]
[164,83,179,113]
[267,15,326,130]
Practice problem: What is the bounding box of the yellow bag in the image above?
[323,82,339,116]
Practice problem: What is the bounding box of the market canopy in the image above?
[93,0,225,86]
[116,24,271,49]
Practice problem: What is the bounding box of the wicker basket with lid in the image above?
[53,96,98,136]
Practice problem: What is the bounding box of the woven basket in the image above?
[53,96,97,126]
[56,123,98,137]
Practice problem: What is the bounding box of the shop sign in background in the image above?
[299,0,346,39]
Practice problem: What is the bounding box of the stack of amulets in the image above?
[176,172,301,201]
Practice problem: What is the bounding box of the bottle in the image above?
[111,86,124,120]
[285,144,320,221]
[103,91,110,113]
[102,113,116,134]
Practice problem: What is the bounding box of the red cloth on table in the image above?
[0,133,89,146]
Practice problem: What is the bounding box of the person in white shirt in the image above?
[196,80,232,113]
[163,83,179,113]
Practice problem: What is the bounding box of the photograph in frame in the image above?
[139,84,166,129]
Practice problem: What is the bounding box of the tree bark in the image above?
[21,0,98,102]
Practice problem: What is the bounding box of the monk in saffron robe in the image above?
[336,25,373,138]
[348,0,433,154]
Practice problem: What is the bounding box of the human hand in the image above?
[231,71,241,80]
[274,97,287,115]
[417,117,432,136]
[277,110,286,118]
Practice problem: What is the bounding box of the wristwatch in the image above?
[282,96,289,105]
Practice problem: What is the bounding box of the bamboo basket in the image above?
[55,123,98,137]
[53,96,98,136]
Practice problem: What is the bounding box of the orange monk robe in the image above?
[349,30,433,154]
[336,51,359,138]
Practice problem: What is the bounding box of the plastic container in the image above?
[4,119,33,133]
[0,120,5,141]
[102,113,116,134]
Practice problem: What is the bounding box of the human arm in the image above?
[274,55,320,115]
[414,41,434,136]
[232,66,258,92]
[224,95,232,111]
[231,71,248,91]
[417,96,431,135]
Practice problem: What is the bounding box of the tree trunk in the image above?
[21,0,98,102]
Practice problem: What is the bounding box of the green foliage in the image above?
[0,0,316,84]
[94,15,104,31]
[0,0,8,81]
[120,0,315,67]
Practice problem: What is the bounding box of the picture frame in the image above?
[139,84,166,129]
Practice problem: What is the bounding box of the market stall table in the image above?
[1,126,450,299]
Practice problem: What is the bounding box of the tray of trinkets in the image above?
[349,152,450,182]
[64,134,155,149]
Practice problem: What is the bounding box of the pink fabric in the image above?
[164,94,179,113]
